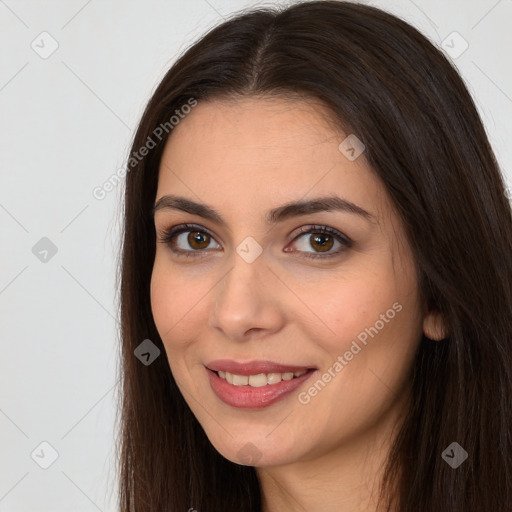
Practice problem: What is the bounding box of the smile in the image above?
[205,360,317,408]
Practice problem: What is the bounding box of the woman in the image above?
[115,1,512,510]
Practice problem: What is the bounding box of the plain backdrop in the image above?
[0,0,511,510]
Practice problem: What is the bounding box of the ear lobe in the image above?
[423,309,447,341]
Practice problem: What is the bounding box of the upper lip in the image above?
[206,359,316,375]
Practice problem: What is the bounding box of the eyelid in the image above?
[156,222,352,259]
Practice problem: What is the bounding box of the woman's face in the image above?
[150,96,425,467]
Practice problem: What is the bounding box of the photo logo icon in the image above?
[338,134,365,161]
[134,339,161,366]
[441,441,468,468]
[236,236,263,264]
[237,442,263,465]
[31,31,59,59]
[32,237,58,263]
[441,31,469,59]
[31,441,59,469]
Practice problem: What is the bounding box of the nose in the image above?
[209,249,285,342]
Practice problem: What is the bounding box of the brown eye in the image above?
[172,229,220,253]
[158,223,351,260]
[157,224,221,257]
[187,231,211,250]
[286,225,352,259]
[309,233,334,252]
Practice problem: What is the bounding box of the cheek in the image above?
[305,259,422,378]
[150,262,190,350]
[150,265,194,384]
[150,264,172,337]
[149,260,213,352]
[307,272,400,348]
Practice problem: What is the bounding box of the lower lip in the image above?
[207,368,316,409]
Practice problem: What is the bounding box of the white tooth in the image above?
[248,373,268,387]
[267,372,282,385]
[222,370,308,386]
[232,374,249,386]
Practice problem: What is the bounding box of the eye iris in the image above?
[310,233,333,252]
[188,231,210,250]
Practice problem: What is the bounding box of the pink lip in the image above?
[206,359,314,376]
[205,360,317,409]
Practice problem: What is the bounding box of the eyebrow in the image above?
[152,194,375,226]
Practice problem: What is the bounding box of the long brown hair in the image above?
[115,1,512,510]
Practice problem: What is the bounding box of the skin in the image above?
[150,96,446,512]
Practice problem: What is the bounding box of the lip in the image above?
[206,359,315,376]
[205,360,317,409]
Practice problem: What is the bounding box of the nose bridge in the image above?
[215,246,265,313]
[211,244,281,338]
[219,231,267,296]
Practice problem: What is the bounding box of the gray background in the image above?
[1,0,511,510]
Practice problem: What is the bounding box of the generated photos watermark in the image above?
[298,301,403,404]
[92,97,198,200]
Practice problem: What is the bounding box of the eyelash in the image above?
[157,223,352,260]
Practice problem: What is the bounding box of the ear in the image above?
[422,308,447,341]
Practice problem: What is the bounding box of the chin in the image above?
[205,429,303,467]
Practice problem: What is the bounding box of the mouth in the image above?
[205,360,317,409]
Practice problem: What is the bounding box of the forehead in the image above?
[156,96,387,221]
[170,95,341,143]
